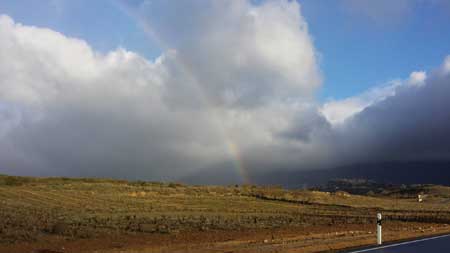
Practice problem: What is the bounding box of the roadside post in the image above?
[377,213,382,245]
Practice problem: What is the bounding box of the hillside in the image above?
[1,175,450,253]
[319,178,450,200]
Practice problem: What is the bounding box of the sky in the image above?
[2,0,449,100]
[0,0,450,184]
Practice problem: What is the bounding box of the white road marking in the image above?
[347,233,450,253]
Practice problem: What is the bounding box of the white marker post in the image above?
[377,213,382,245]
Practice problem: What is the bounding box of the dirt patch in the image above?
[1,222,449,253]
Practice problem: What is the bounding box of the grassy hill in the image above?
[1,174,450,246]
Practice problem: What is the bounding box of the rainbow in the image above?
[113,1,251,184]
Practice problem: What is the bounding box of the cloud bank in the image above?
[0,1,323,181]
[332,61,450,165]
[0,0,449,184]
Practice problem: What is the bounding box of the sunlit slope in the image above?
[0,175,449,243]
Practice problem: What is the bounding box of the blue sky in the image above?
[0,0,161,58]
[1,0,449,101]
[299,0,450,99]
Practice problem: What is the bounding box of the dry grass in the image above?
[0,174,449,245]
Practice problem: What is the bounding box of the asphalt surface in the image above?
[344,234,450,253]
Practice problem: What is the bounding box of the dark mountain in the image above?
[253,161,450,188]
[180,161,450,188]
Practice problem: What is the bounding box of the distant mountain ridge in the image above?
[180,161,450,188]
[253,161,450,188]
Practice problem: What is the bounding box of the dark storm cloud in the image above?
[334,64,450,165]
[279,109,331,142]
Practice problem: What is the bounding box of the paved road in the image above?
[344,234,450,253]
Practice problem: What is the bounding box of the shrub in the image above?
[0,176,31,186]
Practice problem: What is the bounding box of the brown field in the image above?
[1,174,450,253]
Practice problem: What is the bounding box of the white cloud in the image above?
[0,0,322,180]
[321,70,428,125]
[444,55,450,74]
[407,71,427,86]
[132,0,321,107]
[321,81,400,125]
